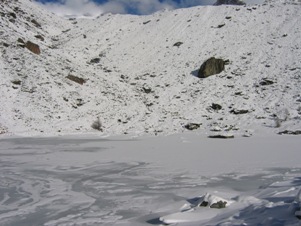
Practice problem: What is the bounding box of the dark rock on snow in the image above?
[259,78,274,86]
[211,103,222,111]
[173,42,183,47]
[17,38,25,44]
[90,58,101,64]
[278,130,301,135]
[66,74,86,85]
[230,109,249,115]
[35,35,44,41]
[184,123,201,130]
[208,134,234,139]
[25,41,40,55]
[198,57,226,78]
[214,0,246,5]
[210,201,227,209]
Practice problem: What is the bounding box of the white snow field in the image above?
[0,0,301,137]
[0,134,301,225]
[1,0,301,225]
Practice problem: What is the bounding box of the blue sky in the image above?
[34,0,261,17]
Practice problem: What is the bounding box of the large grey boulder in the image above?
[198,57,226,78]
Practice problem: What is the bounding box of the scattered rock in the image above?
[173,42,183,47]
[214,0,246,5]
[211,103,222,111]
[230,109,249,115]
[208,134,234,139]
[25,41,40,55]
[217,23,226,28]
[8,12,17,19]
[210,201,227,209]
[259,78,274,86]
[90,58,101,64]
[142,86,152,94]
[143,20,151,25]
[31,19,41,28]
[34,35,44,41]
[278,130,301,135]
[184,123,201,130]
[198,57,226,78]
[17,38,25,44]
[11,80,21,85]
[66,74,86,85]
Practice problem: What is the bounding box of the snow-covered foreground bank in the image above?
[0,134,301,225]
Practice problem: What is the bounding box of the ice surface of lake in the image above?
[0,134,300,225]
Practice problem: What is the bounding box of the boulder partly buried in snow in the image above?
[159,193,232,225]
[198,57,226,78]
[25,41,41,55]
[184,123,201,130]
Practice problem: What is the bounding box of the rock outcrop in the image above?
[214,0,246,5]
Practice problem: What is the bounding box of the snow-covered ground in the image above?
[0,133,301,225]
[1,0,301,225]
[0,0,300,137]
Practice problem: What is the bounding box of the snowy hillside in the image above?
[0,0,301,137]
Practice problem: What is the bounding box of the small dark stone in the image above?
[230,109,249,115]
[259,78,274,86]
[278,130,301,135]
[208,134,234,139]
[31,19,41,28]
[217,23,226,28]
[210,201,227,209]
[34,35,44,41]
[8,12,17,19]
[142,87,152,94]
[211,103,222,111]
[184,123,201,130]
[173,42,183,47]
[17,38,25,43]
[11,80,21,85]
[66,74,86,85]
[143,20,151,25]
[3,42,9,47]
[90,58,100,64]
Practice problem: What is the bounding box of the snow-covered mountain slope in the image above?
[0,0,300,137]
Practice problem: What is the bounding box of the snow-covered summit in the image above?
[0,0,300,137]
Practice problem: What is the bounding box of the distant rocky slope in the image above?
[0,0,301,137]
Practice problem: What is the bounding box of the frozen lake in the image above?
[0,134,300,225]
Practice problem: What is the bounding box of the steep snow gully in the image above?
[0,0,301,137]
